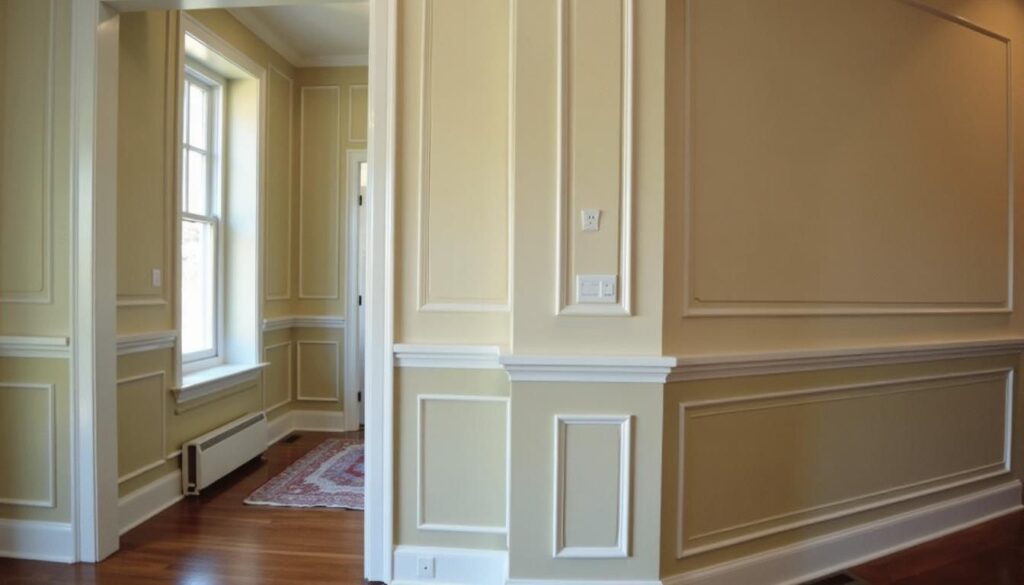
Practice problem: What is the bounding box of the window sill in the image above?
[172,363,267,409]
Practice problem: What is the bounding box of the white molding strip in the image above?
[116,330,176,356]
[554,415,631,559]
[0,519,74,563]
[503,354,676,383]
[416,395,510,535]
[676,368,1013,558]
[393,545,508,585]
[664,481,1022,585]
[262,315,347,331]
[118,469,183,536]
[395,344,503,370]
[0,336,70,359]
[508,581,661,585]
[670,337,1024,382]
[265,409,348,445]
[173,363,265,406]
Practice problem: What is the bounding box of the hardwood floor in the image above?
[847,511,1024,584]
[0,431,365,585]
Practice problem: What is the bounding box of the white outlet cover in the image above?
[581,208,601,232]
[417,556,435,578]
[576,274,617,304]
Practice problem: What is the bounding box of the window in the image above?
[181,64,224,367]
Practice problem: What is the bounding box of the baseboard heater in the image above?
[182,412,268,495]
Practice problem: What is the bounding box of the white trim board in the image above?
[663,481,1022,585]
[262,315,347,331]
[265,408,349,445]
[395,344,503,370]
[116,330,176,356]
[507,581,661,585]
[118,469,183,536]
[0,519,74,563]
[0,336,70,359]
[392,545,507,585]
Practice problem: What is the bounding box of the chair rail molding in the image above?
[0,336,70,359]
[116,330,177,356]
[394,344,503,370]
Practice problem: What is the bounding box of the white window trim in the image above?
[180,61,226,372]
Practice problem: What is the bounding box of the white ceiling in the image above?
[228,2,369,67]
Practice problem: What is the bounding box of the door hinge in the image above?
[358,195,363,206]
[358,295,363,306]
[357,391,362,402]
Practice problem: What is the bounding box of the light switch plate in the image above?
[581,209,601,232]
[577,274,617,304]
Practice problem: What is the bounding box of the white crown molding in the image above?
[502,354,676,383]
[116,330,177,356]
[663,481,1021,585]
[670,337,1024,382]
[227,8,369,69]
[262,315,346,331]
[0,336,70,359]
[394,344,504,370]
[302,54,369,68]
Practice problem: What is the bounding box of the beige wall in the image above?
[0,0,73,523]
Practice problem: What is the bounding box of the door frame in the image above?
[345,148,368,431]
[72,0,396,580]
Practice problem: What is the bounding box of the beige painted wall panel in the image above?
[349,84,368,143]
[565,0,624,294]
[420,0,509,307]
[297,340,340,401]
[685,0,1009,310]
[0,0,52,298]
[299,87,342,301]
[420,397,507,529]
[0,385,54,506]
[263,341,292,410]
[396,368,508,550]
[0,358,69,522]
[265,66,294,302]
[561,422,621,549]
[116,372,165,481]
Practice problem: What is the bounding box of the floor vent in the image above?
[281,433,302,444]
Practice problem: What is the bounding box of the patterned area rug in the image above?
[245,438,364,509]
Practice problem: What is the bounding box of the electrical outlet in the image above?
[581,209,601,232]
[576,274,618,304]
[416,556,435,579]
[151,268,162,288]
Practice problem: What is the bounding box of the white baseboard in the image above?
[267,410,296,445]
[393,545,508,585]
[118,469,184,535]
[266,409,351,447]
[0,518,75,563]
[508,580,661,585]
[663,481,1023,585]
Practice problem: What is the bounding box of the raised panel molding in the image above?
[676,368,1014,558]
[116,371,167,485]
[296,340,340,402]
[0,0,56,304]
[263,341,293,412]
[553,415,632,558]
[416,0,511,313]
[298,85,342,300]
[265,64,294,302]
[348,84,368,143]
[0,384,56,507]
[417,394,509,534]
[679,0,1013,317]
[555,0,634,317]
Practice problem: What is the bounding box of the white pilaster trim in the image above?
[0,336,70,359]
[116,330,176,356]
[395,344,503,370]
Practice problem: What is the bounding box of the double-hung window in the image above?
[181,64,224,368]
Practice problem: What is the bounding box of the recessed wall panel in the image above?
[296,340,339,401]
[263,341,292,410]
[0,384,54,506]
[266,66,293,301]
[299,86,341,300]
[116,372,165,483]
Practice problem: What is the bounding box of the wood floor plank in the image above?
[0,431,365,585]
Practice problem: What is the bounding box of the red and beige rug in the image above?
[245,438,364,510]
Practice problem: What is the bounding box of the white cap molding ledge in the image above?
[116,330,177,356]
[0,336,71,359]
[394,337,1024,384]
[262,316,346,331]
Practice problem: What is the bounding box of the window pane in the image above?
[181,219,215,357]
[188,83,208,149]
[186,149,208,215]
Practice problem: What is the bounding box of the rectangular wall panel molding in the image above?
[115,371,167,485]
[553,414,632,558]
[298,85,342,300]
[556,0,634,316]
[296,340,340,402]
[417,394,509,533]
[676,368,1014,558]
[679,0,1013,316]
[265,65,294,301]
[263,341,293,412]
[416,0,511,313]
[0,383,55,507]
[0,0,56,304]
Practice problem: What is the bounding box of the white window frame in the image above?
[180,60,226,372]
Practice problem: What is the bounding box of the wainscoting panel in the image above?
[116,371,166,485]
[298,86,342,300]
[677,368,1013,557]
[296,340,340,402]
[265,65,294,302]
[418,394,508,533]
[263,341,292,412]
[0,383,56,507]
